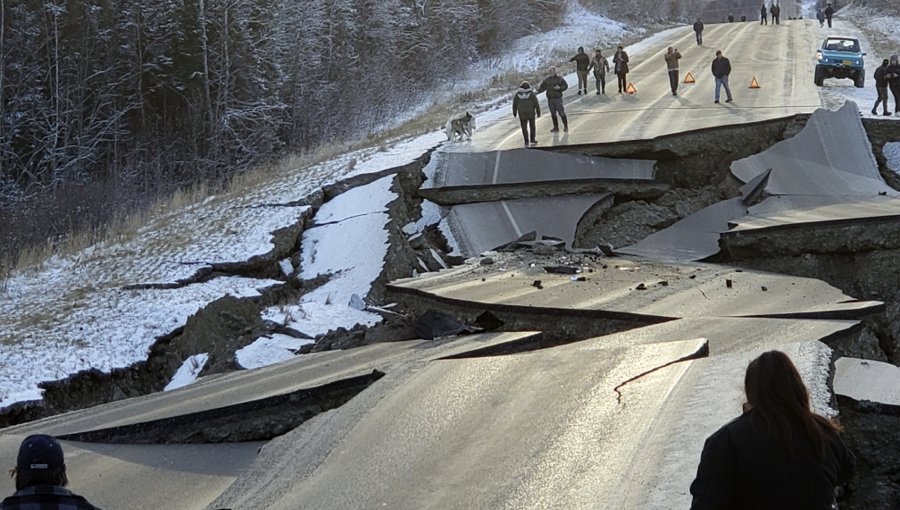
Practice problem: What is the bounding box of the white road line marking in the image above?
[501,201,523,237]
[492,151,502,184]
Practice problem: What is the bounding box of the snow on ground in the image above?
[0,275,277,408]
[235,334,315,370]
[886,142,900,175]
[164,353,209,391]
[815,5,900,116]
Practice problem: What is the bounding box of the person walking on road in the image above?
[711,50,733,103]
[512,81,541,147]
[613,46,630,93]
[693,18,704,45]
[760,4,768,25]
[887,55,900,116]
[1,435,101,510]
[588,49,610,95]
[816,8,826,27]
[569,46,591,95]
[771,3,780,25]
[873,59,892,116]
[824,3,834,28]
[664,47,682,96]
[689,350,856,510]
[537,67,568,133]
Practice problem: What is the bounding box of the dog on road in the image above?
[445,111,476,141]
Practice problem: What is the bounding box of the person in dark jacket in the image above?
[690,351,856,510]
[711,50,733,103]
[760,3,767,25]
[512,81,541,147]
[537,67,568,133]
[693,18,704,45]
[569,46,591,95]
[612,46,629,93]
[771,3,780,25]
[873,59,891,116]
[886,54,900,116]
[1,435,101,510]
[727,13,735,22]
[824,3,834,27]
[664,47,682,96]
[588,49,610,95]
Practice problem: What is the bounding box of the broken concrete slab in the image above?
[552,316,860,356]
[420,149,665,205]
[6,332,541,438]
[618,197,748,261]
[424,149,657,188]
[721,196,900,257]
[440,194,611,257]
[730,102,896,197]
[388,257,883,322]
[834,357,900,407]
[207,339,834,510]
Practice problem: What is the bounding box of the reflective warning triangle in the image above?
[625,82,637,94]
[684,72,696,84]
[749,76,761,89]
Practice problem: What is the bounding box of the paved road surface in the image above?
[451,20,822,152]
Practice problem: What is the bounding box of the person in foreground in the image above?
[1,435,100,509]
[689,350,855,510]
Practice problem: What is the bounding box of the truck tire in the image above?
[854,70,865,88]
[814,66,825,86]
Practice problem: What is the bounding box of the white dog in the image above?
[445,111,476,141]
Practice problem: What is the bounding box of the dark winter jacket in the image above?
[693,20,704,33]
[537,75,568,99]
[570,52,590,72]
[690,411,856,510]
[886,62,900,91]
[874,64,890,88]
[825,5,834,18]
[512,87,541,120]
[711,56,732,78]
[613,51,629,75]
[817,10,825,22]
[0,486,101,510]
[761,5,767,17]
[771,5,780,16]
[589,56,609,77]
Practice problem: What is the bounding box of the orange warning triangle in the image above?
[684,72,696,84]
[625,82,637,94]
[749,76,761,89]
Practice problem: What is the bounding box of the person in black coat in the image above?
[693,18,704,45]
[873,59,891,116]
[824,3,834,27]
[711,50,733,103]
[512,81,541,146]
[569,46,591,95]
[690,351,856,510]
[887,54,900,115]
[612,46,629,93]
[760,3,767,24]
[537,67,568,132]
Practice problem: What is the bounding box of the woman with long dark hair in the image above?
[690,350,855,509]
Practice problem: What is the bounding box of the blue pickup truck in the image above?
[814,36,865,88]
